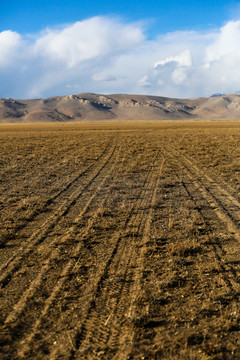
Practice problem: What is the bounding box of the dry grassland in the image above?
[0,121,240,359]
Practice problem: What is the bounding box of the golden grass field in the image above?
[0,121,240,359]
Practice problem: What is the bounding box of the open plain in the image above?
[0,121,240,359]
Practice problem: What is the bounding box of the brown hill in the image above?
[0,93,240,122]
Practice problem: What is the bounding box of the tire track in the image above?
[1,139,146,358]
[183,154,240,211]
[183,161,240,241]
[0,136,115,247]
[179,176,240,295]
[24,147,157,360]
[0,136,118,288]
[2,138,123,327]
[167,150,240,294]
[166,148,240,242]
[2,124,240,360]
[0,136,115,248]
[64,157,164,360]
[108,159,164,360]
[48,170,156,359]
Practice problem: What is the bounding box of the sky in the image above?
[1,0,240,99]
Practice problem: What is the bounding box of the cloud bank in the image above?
[1,16,240,99]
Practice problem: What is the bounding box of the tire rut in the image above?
[65,157,165,360]
[0,138,147,358]
[0,136,115,248]
[180,176,240,296]
[2,138,122,326]
[0,136,118,288]
[47,158,159,359]
[167,149,240,242]
[168,152,240,294]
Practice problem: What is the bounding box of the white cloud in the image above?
[92,72,116,82]
[154,50,192,68]
[1,16,240,98]
[171,68,187,85]
[0,30,21,68]
[205,20,240,63]
[33,17,144,68]
[138,75,151,87]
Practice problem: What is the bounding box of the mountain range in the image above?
[0,93,240,122]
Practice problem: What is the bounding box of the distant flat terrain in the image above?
[1,93,240,122]
[1,121,240,359]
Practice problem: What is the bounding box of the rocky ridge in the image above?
[0,92,240,122]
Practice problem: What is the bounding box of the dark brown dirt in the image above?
[0,121,240,359]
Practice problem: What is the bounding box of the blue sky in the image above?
[1,1,240,98]
[1,0,239,35]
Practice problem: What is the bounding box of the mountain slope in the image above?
[0,93,240,122]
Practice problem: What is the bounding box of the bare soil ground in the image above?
[0,121,240,359]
